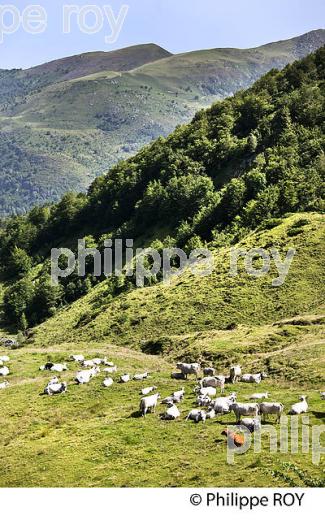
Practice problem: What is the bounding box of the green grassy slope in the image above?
[31,213,325,348]
[0,30,324,214]
[0,328,324,487]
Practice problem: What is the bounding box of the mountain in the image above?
[0,46,324,489]
[0,29,324,215]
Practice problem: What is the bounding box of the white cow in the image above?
[239,417,261,432]
[103,366,117,374]
[92,358,107,366]
[161,403,180,420]
[172,388,185,402]
[70,354,84,362]
[289,395,308,415]
[82,360,96,368]
[210,393,236,414]
[320,392,325,400]
[200,376,225,393]
[40,363,68,372]
[186,409,206,423]
[119,374,130,383]
[141,386,157,396]
[206,409,216,420]
[0,380,9,390]
[0,355,10,362]
[259,402,284,422]
[103,377,114,388]
[134,372,149,381]
[196,395,212,407]
[197,386,217,398]
[240,372,268,384]
[229,365,242,383]
[44,380,67,396]
[139,393,160,417]
[249,392,270,400]
[75,367,100,384]
[230,402,259,422]
[176,363,200,379]
[0,366,10,377]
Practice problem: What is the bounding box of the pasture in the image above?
[0,339,324,487]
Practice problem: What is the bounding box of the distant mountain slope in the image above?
[0,30,324,215]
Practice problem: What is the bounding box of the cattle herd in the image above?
[0,356,324,440]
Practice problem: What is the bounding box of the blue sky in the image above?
[1,0,324,69]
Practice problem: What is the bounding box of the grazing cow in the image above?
[161,403,180,420]
[176,362,200,379]
[139,393,160,417]
[221,429,245,447]
[0,355,10,363]
[239,417,261,432]
[119,374,130,383]
[249,392,269,400]
[289,395,308,415]
[230,402,259,422]
[70,354,84,362]
[196,386,217,398]
[103,377,113,388]
[186,409,206,423]
[103,366,117,374]
[141,386,158,396]
[171,372,186,380]
[134,372,149,381]
[320,392,325,400]
[44,380,67,396]
[259,402,284,422]
[209,393,236,414]
[203,367,215,377]
[200,376,225,393]
[75,367,100,384]
[240,372,268,384]
[172,388,185,402]
[0,366,10,377]
[0,380,9,390]
[229,365,242,383]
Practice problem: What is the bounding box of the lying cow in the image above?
[119,374,130,383]
[289,395,308,415]
[249,392,269,400]
[40,363,68,372]
[103,377,114,388]
[238,417,261,432]
[70,354,84,362]
[0,380,9,390]
[161,403,180,420]
[103,366,117,374]
[75,367,100,384]
[0,355,10,363]
[139,393,160,417]
[134,372,149,381]
[176,362,200,379]
[44,379,67,396]
[0,366,10,377]
[171,372,186,380]
[186,409,206,423]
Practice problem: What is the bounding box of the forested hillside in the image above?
[0,46,324,339]
[0,30,324,215]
